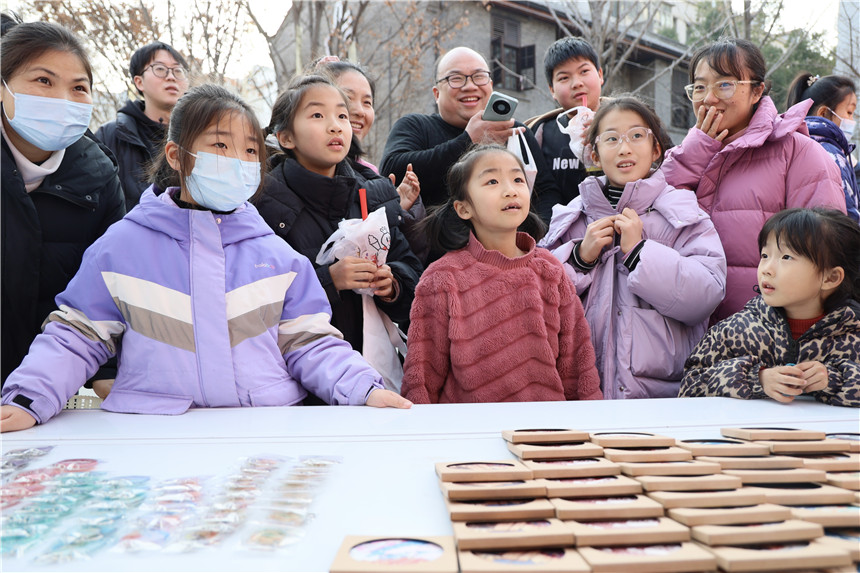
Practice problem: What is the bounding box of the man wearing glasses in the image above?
[381,46,558,212]
[96,42,189,208]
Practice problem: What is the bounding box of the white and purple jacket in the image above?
[2,187,383,423]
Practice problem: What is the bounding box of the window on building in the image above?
[490,15,536,92]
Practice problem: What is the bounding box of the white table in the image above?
[2,397,857,572]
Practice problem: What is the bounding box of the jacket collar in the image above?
[721,97,810,152]
[278,157,357,219]
[751,295,860,338]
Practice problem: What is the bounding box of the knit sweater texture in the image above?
[401,232,602,404]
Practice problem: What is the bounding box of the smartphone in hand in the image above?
[483,91,518,121]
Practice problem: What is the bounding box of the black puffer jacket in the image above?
[1,133,126,383]
[254,156,422,350]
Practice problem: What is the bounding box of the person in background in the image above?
[662,37,846,323]
[786,72,858,222]
[680,208,859,407]
[526,36,604,222]
[401,144,602,404]
[540,96,726,399]
[0,14,125,386]
[96,41,189,208]
[0,83,411,433]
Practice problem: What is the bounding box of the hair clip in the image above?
[807,74,820,87]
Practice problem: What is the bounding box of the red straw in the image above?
[359,188,368,220]
[581,94,588,108]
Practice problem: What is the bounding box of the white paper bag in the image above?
[361,295,407,392]
[507,129,537,191]
[316,206,390,296]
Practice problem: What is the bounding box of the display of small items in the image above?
[0,447,341,562]
[329,427,859,573]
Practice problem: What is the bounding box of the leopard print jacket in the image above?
[679,296,860,407]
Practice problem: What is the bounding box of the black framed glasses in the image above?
[684,80,759,102]
[145,64,188,81]
[436,71,491,89]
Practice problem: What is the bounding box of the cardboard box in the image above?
[551,494,664,520]
[457,547,591,573]
[452,518,573,550]
[790,453,860,472]
[721,467,827,484]
[825,433,860,453]
[696,455,804,470]
[690,519,823,546]
[440,480,546,501]
[330,536,459,573]
[789,505,860,528]
[602,446,693,463]
[619,460,722,476]
[701,541,852,572]
[540,475,642,498]
[565,516,690,547]
[521,458,620,479]
[446,498,557,522]
[755,440,851,455]
[721,428,826,441]
[436,460,533,483]
[647,487,766,509]
[743,483,856,506]
[635,473,743,492]
[826,472,860,491]
[588,432,677,448]
[502,429,591,444]
[814,530,860,560]
[677,439,771,457]
[668,504,792,526]
[507,442,604,461]
[578,542,716,572]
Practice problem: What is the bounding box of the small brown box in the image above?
[756,439,851,455]
[507,442,604,461]
[566,516,690,547]
[677,438,771,457]
[697,455,804,470]
[744,483,856,506]
[690,519,823,546]
[452,518,573,550]
[826,433,860,453]
[330,536,459,573]
[721,427,826,441]
[603,446,693,463]
[647,487,766,509]
[668,503,792,527]
[826,472,860,491]
[579,542,716,572]
[815,530,860,560]
[619,460,722,476]
[440,479,546,501]
[551,494,664,520]
[721,467,828,484]
[789,504,860,527]
[436,460,533,483]
[588,432,677,448]
[635,473,742,492]
[791,453,860,472]
[446,498,557,522]
[502,429,591,444]
[701,541,852,572]
[457,547,591,573]
[521,458,620,479]
[540,475,642,498]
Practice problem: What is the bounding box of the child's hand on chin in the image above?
[365,389,412,409]
[0,405,37,432]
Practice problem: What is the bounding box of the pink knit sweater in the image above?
[401,232,602,404]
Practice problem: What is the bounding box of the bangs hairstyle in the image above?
[148,84,266,199]
[586,95,674,166]
[786,72,856,116]
[266,74,362,161]
[543,36,601,86]
[758,208,860,312]
[689,37,771,96]
[0,16,93,87]
[423,144,547,254]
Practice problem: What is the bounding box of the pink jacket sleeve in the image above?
[661,128,722,191]
[784,133,847,213]
[400,271,451,404]
[557,276,602,400]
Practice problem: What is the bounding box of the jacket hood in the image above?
[806,115,854,155]
[126,186,275,245]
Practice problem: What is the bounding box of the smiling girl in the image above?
[540,96,727,399]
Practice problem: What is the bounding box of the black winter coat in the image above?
[254,156,422,351]
[1,133,126,383]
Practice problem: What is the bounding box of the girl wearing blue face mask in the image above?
[0,83,412,432]
[0,15,126,385]
[787,73,859,223]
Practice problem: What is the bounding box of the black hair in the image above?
[314,59,376,100]
[758,208,860,313]
[424,144,547,254]
[0,15,93,87]
[586,95,674,167]
[786,72,856,119]
[266,74,363,163]
[147,84,266,199]
[129,41,189,95]
[543,36,601,87]
[689,37,771,97]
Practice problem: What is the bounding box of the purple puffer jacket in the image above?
[539,170,727,399]
[662,97,846,323]
[1,188,383,424]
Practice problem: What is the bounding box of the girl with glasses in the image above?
[662,37,846,324]
[539,96,727,400]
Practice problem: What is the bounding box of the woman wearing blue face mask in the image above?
[0,83,411,432]
[787,72,859,223]
[0,14,125,385]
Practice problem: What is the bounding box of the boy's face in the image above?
[549,57,603,112]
